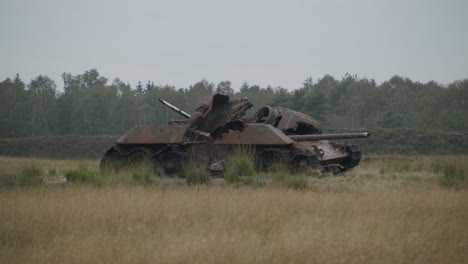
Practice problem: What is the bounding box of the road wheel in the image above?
[158,151,183,177]
[100,149,124,174]
[127,149,159,174]
[257,150,284,172]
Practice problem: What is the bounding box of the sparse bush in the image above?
[224,145,256,184]
[185,163,211,185]
[64,163,103,186]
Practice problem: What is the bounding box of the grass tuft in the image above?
[287,178,308,190]
[0,163,44,187]
[269,162,308,190]
[130,164,154,185]
[224,145,256,184]
[18,163,44,186]
[184,163,211,185]
[379,159,411,174]
[271,162,289,184]
[435,160,465,189]
[64,162,103,186]
[304,167,323,177]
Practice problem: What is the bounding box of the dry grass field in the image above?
[0,155,467,263]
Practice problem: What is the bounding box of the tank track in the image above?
[99,144,185,176]
[341,145,362,170]
[299,154,323,170]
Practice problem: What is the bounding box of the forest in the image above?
[0,69,467,138]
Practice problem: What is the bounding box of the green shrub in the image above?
[185,163,211,185]
[224,145,256,184]
[64,163,103,186]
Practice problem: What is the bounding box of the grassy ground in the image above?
[0,155,467,263]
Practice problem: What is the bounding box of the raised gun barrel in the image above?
[158,98,191,119]
[289,132,370,142]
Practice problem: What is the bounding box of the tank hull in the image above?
[101,123,363,176]
[101,93,368,176]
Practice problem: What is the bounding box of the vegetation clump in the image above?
[270,162,308,190]
[224,145,256,184]
[130,165,153,185]
[18,163,44,186]
[434,160,465,189]
[287,178,308,190]
[379,159,411,174]
[0,163,44,187]
[184,163,211,185]
[64,163,103,186]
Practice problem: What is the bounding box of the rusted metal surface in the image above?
[215,124,294,145]
[252,106,322,134]
[102,92,370,176]
[298,141,348,160]
[276,108,322,134]
[116,124,189,144]
[189,94,253,134]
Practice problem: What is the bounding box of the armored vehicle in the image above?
[100,93,369,176]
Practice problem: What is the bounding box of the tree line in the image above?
[0,69,467,138]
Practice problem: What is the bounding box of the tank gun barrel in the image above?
[158,98,191,119]
[289,132,370,142]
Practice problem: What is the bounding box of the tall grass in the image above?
[270,161,308,190]
[63,162,103,186]
[1,155,468,263]
[184,162,211,185]
[433,159,465,189]
[224,145,256,184]
[0,163,43,187]
[128,163,154,185]
[2,155,467,190]
[1,187,467,263]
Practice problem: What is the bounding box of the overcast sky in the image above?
[1,0,467,90]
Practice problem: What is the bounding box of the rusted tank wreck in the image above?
[100,93,369,176]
